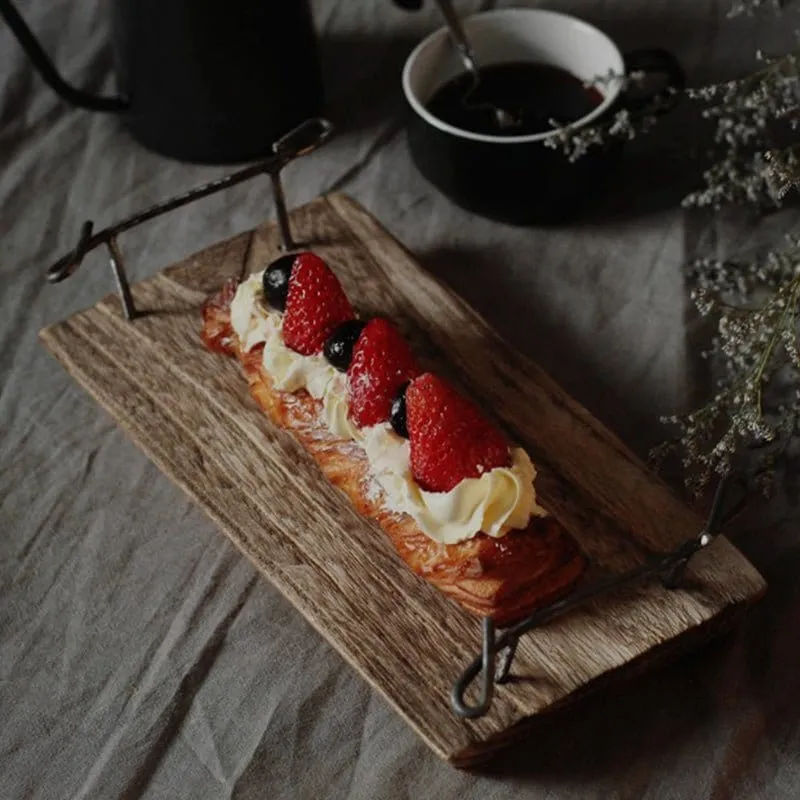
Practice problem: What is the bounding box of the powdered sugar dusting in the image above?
[364,476,384,504]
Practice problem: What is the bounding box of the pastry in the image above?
[202,252,584,627]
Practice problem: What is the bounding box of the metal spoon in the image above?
[432,0,518,130]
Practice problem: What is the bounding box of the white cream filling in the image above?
[230,269,546,544]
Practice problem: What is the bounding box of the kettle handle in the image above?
[0,0,128,112]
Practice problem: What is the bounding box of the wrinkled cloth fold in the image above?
[2,1,799,798]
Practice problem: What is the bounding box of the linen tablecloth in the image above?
[3,1,800,797]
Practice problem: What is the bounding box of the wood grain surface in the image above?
[39,193,766,767]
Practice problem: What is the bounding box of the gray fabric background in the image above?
[3,0,800,797]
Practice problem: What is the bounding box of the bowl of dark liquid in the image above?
[402,9,684,224]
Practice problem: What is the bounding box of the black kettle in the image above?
[0,0,324,164]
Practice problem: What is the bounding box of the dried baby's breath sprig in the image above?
[654,237,800,494]
[543,71,669,162]
[658,8,800,493]
[765,146,800,197]
[728,0,785,17]
[551,0,800,495]
[687,236,800,299]
[547,35,799,189]
[682,50,800,208]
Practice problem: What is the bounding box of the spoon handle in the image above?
[433,0,478,77]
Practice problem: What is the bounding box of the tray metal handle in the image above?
[47,117,335,318]
[451,473,747,719]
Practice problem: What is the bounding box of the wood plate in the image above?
[39,193,766,767]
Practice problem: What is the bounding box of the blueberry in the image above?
[262,254,296,311]
[390,381,411,438]
[323,320,367,371]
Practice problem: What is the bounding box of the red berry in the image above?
[347,318,420,428]
[283,253,354,355]
[406,373,510,492]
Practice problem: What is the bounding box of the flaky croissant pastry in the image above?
[202,266,584,627]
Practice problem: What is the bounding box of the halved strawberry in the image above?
[347,318,420,428]
[282,253,354,355]
[406,373,510,492]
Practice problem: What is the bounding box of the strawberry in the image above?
[347,318,420,428]
[282,253,354,355]
[406,373,510,492]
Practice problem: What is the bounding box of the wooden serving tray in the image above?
[40,193,765,767]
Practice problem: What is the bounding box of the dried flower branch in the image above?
[653,237,800,494]
[728,0,784,17]
[765,146,800,198]
[651,7,800,494]
[543,71,669,162]
[547,0,800,496]
[682,50,800,208]
[652,232,800,494]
